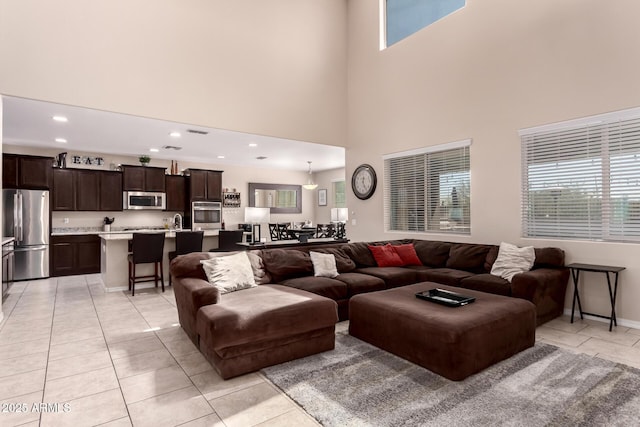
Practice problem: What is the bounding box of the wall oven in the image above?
[123,191,166,210]
[191,201,222,229]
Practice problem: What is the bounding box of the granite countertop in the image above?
[51,227,219,238]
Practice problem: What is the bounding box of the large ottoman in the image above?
[196,284,338,379]
[349,283,536,381]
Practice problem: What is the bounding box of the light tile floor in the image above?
[0,275,319,427]
[1,274,640,426]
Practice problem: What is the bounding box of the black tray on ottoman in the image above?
[416,288,476,307]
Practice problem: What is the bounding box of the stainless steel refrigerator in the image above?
[2,189,50,280]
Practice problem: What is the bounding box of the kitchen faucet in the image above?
[173,213,183,230]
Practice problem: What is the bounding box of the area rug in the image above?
[262,333,640,426]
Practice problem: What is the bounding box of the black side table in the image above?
[568,263,625,331]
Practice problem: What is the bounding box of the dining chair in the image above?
[269,223,281,241]
[128,232,166,296]
[277,223,292,240]
[315,223,336,238]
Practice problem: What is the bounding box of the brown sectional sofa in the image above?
[255,239,569,325]
[171,239,569,378]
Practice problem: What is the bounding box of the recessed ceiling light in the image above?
[55,138,67,143]
[169,132,181,138]
[249,143,258,147]
[52,116,68,122]
[149,148,159,153]
[217,155,225,159]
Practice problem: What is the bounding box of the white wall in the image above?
[0,0,348,147]
[346,0,640,324]
[314,167,346,224]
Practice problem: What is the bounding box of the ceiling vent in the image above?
[256,156,268,160]
[162,145,182,150]
[187,129,209,135]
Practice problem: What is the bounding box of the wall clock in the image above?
[351,164,377,200]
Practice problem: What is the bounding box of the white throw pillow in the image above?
[310,251,339,278]
[200,252,257,294]
[490,242,536,282]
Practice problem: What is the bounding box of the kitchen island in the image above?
[99,230,219,292]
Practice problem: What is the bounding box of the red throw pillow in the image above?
[368,244,404,267]
[392,243,422,266]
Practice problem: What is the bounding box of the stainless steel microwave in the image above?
[191,201,222,229]
[123,191,166,210]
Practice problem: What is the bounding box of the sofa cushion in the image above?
[310,251,339,278]
[414,268,475,287]
[354,267,418,288]
[196,284,337,357]
[200,252,257,294]
[247,250,271,284]
[344,241,406,267]
[335,272,386,297]
[310,247,356,273]
[413,240,451,268]
[171,252,211,281]
[261,249,313,282]
[460,274,511,296]
[490,242,535,282]
[369,244,404,267]
[279,276,348,300]
[446,243,493,273]
[533,247,565,268]
[392,243,422,266]
[344,242,378,267]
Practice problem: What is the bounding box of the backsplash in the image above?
[51,211,182,229]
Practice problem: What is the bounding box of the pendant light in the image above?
[302,161,318,190]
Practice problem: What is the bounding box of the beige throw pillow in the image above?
[200,252,257,294]
[490,242,535,282]
[310,251,338,278]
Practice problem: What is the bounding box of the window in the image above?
[333,180,346,208]
[520,107,640,242]
[384,140,471,233]
[384,0,466,47]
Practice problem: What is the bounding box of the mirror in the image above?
[249,183,302,214]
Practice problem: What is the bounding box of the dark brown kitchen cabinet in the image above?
[75,170,100,210]
[165,175,186,212]
[187,169,223,201]
[121,165,166,192]
[99,171,123,211]
[52,168,123,211]
[51,235,101,276]
[52,169,75,211]
[3,154,53,189]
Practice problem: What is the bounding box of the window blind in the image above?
[384,140,471,234]
[520,107,640,242]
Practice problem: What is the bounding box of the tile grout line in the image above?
[134,286,228,424]
[40,277,59,426]
[88,276,135,426]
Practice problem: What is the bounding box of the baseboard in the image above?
[562,308,640,330]
[104,281,169,293]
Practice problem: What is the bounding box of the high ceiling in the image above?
[1,96,345,172]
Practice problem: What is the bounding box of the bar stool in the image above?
[168,230,204,286]
[128,232,166,296]
[215,230,244,251]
